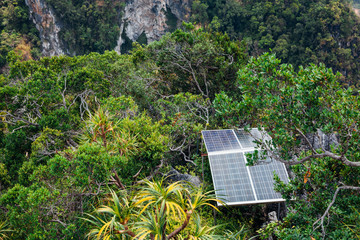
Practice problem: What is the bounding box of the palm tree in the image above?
[80,107,140,157]
[84,178,222,239]
[135,202,167,240]
[83,190,136,239]
[114,130,139,157]
[134,179,188,239]
[165,185,221,239]
[81,107,117,148]
[135,178,185,216]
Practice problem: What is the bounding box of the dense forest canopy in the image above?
[2,0,360,89]
[0,0,359,239]
[193,0,360,88]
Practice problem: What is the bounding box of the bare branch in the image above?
[50,219,67,227]
[61,75,68,110]
[109,171,126,190]
[296,127,316,154]
[179,148,196,166]
[256,134,360,167]
[167,210,192,239]
[133,167,143,179]
[316,130,327,152]
[78,89,94,120]
[313,185,360,238]
[1,110,40,133]
[340,156,360,167]
[169,127,196,166]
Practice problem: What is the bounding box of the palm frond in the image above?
[0,221,12,240]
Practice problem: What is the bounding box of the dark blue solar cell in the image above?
[208,153,255,203]
[202,130,241,152]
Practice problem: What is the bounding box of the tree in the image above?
[155,93,210,166]
[130,24,248,166]
[84,178,222,239]
[0,52,130,180]
[195,0,360,88]
[0,90,170,239]
[214,53,360,238]
[137,22,247,100]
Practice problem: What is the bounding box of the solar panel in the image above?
[234,130,258,148]
[202,129,290,206]
[246,152,289,201]
[202,130,241,153]
[208,153,255,203]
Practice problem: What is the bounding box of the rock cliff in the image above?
[113,0,191,53]
[26,0,191,55]
[25,0,67,56]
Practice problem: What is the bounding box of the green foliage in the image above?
[50,143,125,186]
[195,0,360,88]
[214,53,360,238]
[0,0,40,69]
[1,127,155,239]
[268,159,360,239]
[2,13,359,238]
[0,51,133,177]
[191,0,209,24]
[101,96,138,119]
[141,23,248,100]
[3,130,31,178]
[30,127,64,163]
[81,107,117,148]
[117,113,169,167]
[0,31,21,67]
[84,178,223,239]
[155,92,208,166]
[0,184,59,239]
[0,48,178,238]
[0,162,10,191]
[79,105,170,182]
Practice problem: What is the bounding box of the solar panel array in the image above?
[202,129,289,205]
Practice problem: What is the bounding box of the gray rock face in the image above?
[268,211,278,222]
[115,0,191,53]
[168,0,192,21]
[25,0,67,56]
[306,129,339,151]
[25,0,191,56]
[166,169,201,187]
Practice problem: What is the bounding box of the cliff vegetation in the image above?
[0,0,360,239]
